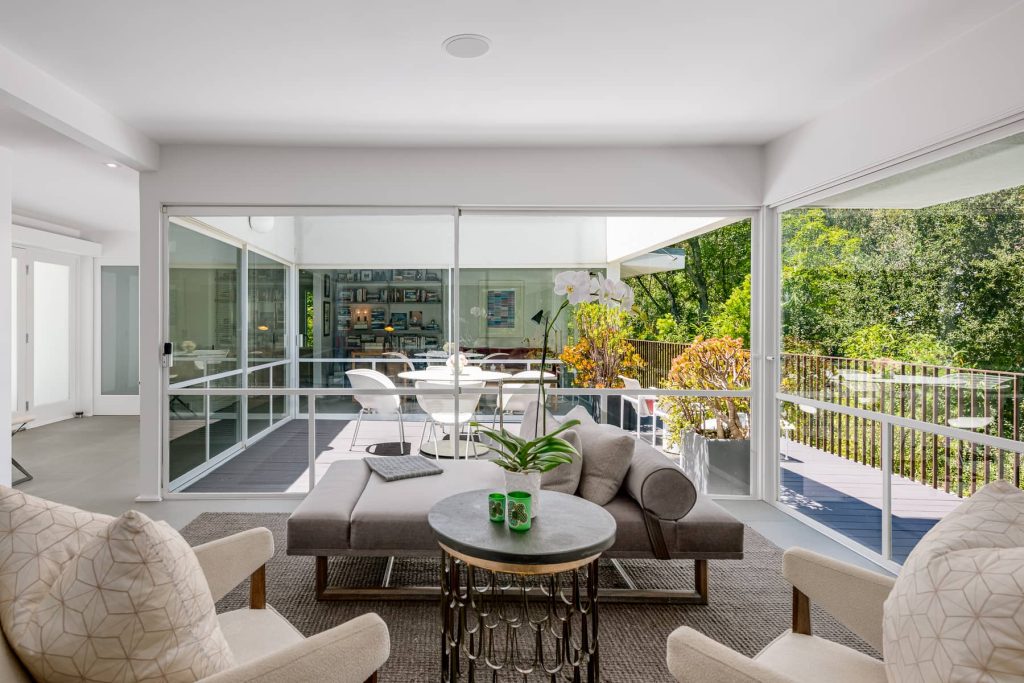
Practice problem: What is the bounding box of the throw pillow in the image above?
[541,430,583,495]
[0,487,113,645]
[574,421,635,505]
[883,480,1024,683]
[16,509,236,682]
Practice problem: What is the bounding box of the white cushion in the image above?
[7,504,236,682]
[218,607,304,665]
[754,632,885,683]
[883,480,1024,682]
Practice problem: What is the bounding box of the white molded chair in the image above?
[415,380,484,458]
[619,375,668,445]
[346,369,405,451]
[479,352,510,371]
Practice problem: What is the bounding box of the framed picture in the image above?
[480,281,524,338]
[322,274,331,298]
[403,288,419,302]
[360,270,373,282]
[322,301,331,336]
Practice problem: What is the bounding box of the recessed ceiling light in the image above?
[443,34,491,59]
[105,162,119,168]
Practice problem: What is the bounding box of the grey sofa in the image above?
[287,406,744,603]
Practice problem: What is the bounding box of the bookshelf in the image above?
[332,268,447,357]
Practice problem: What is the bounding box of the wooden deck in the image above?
[779,438,962,562]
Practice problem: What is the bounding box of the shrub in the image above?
[559,302,645,388]
[661,336,750,444]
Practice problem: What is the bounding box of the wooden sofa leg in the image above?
[316,556,328,598]
[694,559,708,605]
[249,565,266,609]
[792,587,812,635]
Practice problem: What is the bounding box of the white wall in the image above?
[0,147,11,486]
[764,2,1024,205]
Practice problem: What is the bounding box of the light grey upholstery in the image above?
[288,420,744,561]
[625,438,698,520]
[540,430,583,494]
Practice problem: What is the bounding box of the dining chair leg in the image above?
[350,409,365,450]
[431,424,442,460]
[397,411,406,453]
[419,418,431,451]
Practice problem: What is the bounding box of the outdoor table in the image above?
[397,369,512,382]
[429,490,616,682]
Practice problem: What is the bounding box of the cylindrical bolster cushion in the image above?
[624,440,697,520]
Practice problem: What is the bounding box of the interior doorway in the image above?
[10,247,79,426]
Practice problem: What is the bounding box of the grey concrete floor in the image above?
[12,416,891,574]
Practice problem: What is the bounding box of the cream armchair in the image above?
[0,526,388,683]
[192,527,389,683]
[666,547,894,683]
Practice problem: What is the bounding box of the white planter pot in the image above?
[503,470,541,518]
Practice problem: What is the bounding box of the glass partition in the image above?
[778,133,1024,563]
[167,221,243,489]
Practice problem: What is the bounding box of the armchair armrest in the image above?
[666,626,797,683]
[782,547,895,652]
[201,613,389,683]
[193,527,274,604]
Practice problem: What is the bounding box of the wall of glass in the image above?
[167,221,243,487]
[778,132,1024,563]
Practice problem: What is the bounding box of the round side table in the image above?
[428,490,616,682]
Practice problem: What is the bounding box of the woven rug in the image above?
[181,513,878,682]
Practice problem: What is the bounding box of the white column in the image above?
[0,148,12,486]
[605,262,621,280]
[136,187,162,501]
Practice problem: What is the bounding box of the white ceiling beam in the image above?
[0,43,158,171]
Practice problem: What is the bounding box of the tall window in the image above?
[778,133,1024,562]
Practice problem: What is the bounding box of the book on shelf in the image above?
[390,312,407,330]
[409,310,423,328]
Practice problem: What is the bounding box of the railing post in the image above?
[882,421,893,561]
[308,398,317,492]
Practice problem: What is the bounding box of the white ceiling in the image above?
[0,106,139,244]
[0,0,1016,147]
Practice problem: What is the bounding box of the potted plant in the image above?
[661,336,751,494]
[471,419,580,517]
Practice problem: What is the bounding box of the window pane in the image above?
[780,133,1024,561]
[249,252,287,365]
[100,266,139,395]
[168,222,241,380]
[33,261,70,406]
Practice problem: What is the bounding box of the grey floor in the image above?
[11,416,890,573]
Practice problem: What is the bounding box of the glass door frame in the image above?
[162,217,297,493]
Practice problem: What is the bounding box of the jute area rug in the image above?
[181,513,877,682]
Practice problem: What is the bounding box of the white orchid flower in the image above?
[594,274,617,307]
[554,270,596,305]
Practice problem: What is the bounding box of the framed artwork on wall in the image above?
[480,281,524,338]
[322,301,331,336]
[322,274,331,298]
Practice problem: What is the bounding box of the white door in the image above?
[94,261,139,414]
[12,249,78,425]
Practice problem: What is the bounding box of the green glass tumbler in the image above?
[488,493,506,523]
[506,491,532,532]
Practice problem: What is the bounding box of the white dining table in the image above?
[397,368,512,458]
[398,369,512,382]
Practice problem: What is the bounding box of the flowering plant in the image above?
[559,303,645,388]
[528,271,635,433]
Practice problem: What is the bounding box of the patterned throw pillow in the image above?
[0,487,114,644]
[883,480,1024,682]
[0,488,236,682]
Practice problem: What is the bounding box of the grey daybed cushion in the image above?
[540,430,583,494]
